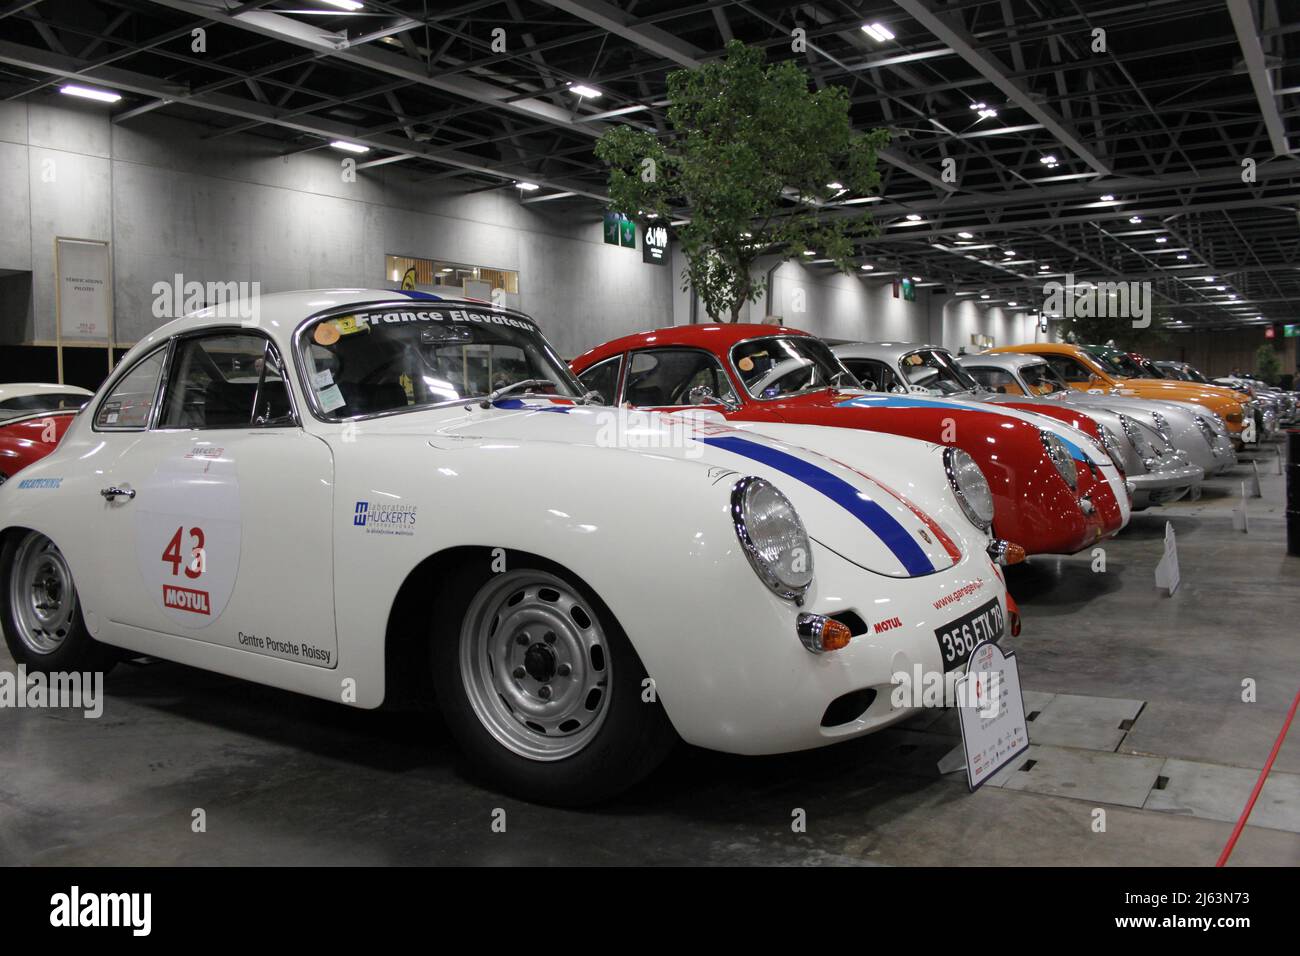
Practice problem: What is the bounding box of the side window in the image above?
[159,333,294,429]
[95,349,166,430]
[623,349,737,407]
[967,367,1023,395]
[577,356,622,405]
[841,359,896,392]
[1047,356,1092,383]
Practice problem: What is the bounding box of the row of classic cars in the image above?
[0,288,1285,803]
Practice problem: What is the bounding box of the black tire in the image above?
[0,530,118,675]
[430,559,676,806]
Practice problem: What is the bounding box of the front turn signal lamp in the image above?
[797,614,853,653]
[987,539,1026,565]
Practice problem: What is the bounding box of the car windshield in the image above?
[298,305,581,418]
[1082,347,1128,377]
[898,349,981,395]
[1021,362,1070,395]
[730,336,857,399]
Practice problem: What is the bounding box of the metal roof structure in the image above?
[1,0,1296,327]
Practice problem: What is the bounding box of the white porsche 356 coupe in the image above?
[0,290,1015,804]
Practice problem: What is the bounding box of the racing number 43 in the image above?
[162,526,206,579]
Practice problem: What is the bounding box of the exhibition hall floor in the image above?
[2,447,1297,867]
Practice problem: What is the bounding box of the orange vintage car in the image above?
[989,343,1256,445]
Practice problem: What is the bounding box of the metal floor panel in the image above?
[986,745,1165,808]
[1144,758,1300,834]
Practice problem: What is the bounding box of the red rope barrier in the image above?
[1216,685,1300,866]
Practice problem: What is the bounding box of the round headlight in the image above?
[730,477,813,602]
[943,447,994,530]
[1040,431,1078,491]
[1118,414,1154,464]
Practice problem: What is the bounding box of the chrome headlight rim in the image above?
[729,476,814,604]
[1193,415,1222,456]
[1039,430,1078,491]
[942,446,994,531]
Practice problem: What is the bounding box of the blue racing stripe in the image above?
[835,395,982,412]
[393,290,444,301]
[698,434,934,575]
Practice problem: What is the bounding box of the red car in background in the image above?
[571,325,1129,557]
[0,411,78,485]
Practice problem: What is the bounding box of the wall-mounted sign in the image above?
[1284,324,1299,338]
[900,277,916,302]
[970,333,994,349]
[642,222,669,264]
[1265,326,1275,339]
[603,212,635,249]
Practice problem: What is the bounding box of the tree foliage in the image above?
[1256,343,1282,384]
[595,41,889,322]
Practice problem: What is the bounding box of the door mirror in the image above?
[687,384,717,406]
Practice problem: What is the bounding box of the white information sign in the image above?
[955,642,1029,791]
[55,238,112,341]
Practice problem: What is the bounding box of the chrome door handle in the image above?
[100,486,135,501]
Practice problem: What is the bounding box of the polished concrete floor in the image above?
[2,443,1298,866]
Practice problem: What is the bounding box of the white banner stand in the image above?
[1154,521,1180,595]
[1232,483,1250,533]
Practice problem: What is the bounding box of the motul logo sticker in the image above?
[873,616,902,635]
[162,584,210,615]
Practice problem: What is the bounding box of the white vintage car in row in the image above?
[0,290,1014,804]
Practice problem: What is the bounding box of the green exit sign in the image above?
[1285,324,1299,338]
[603,212,636,249]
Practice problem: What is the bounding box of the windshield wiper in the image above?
[480,378,556,408]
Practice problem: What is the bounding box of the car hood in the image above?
[823,392,1110,468]
[380,398,960,579]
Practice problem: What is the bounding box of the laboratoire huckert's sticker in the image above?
[352,499,418,536]
[133,445,241,629]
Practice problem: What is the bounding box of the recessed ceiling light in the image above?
[1155,236,1167,243]
[861,23,895,42]
[957,231,974,239]
[1099,194,1115,202]
[1177,254,1188,260]
[980,294,990,299]
[826,181,844,190]
[1039,155,1058,166]
[860,264,873,270]
[1129,216,1142,223]
[1040,264,1050,270]
[1008,301,1018,307]
[905,214,922,221]
[59,84,121,103]
[329,140,369,153]
[978,107,998,119]
[1004,250,1016,256]
[515,181,539,191]
[803,250,815,256]
[569,84,602,98]
[911,275,922,281]
[319,0,364,9]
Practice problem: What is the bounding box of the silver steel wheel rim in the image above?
[10,532,77,655]
[459,570,612,761]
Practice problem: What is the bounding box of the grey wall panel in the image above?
[0,100,674,356]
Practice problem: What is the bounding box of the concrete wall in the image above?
[674,258,1043,353]
[0,98,674,358]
